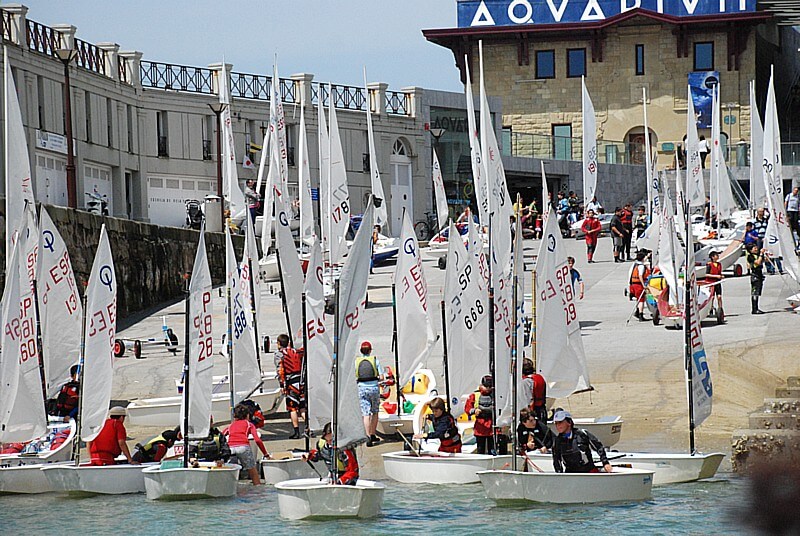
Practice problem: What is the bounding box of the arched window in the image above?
[392,138,409,157]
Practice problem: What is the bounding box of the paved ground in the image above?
[114,234,800,477]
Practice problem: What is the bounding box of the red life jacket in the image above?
[530,374,547,408]
[55,381,79,416]
[279,348,303,386]
[706,261,723,278]
[629,263,651,285]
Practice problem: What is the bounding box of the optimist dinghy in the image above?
[478,466,654,504]
[383,451,517,485]
[275,477,385,520]
[41,462,157,496]
[143,461,241,500]
[261,452,325,485]
[0,420,77,494]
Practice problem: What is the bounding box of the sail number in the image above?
[541,264,578,326]
[193,291,213,362]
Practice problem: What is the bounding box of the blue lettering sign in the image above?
[457,0,756,27]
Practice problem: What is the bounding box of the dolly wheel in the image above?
[733,264,743,277]
[113,339,125,357]
[652,309,660,326]
[134,340,143,359]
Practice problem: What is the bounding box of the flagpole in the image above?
[440,299,451,413]
[391,283,401,416]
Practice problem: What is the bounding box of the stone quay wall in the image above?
[0,198,240,319]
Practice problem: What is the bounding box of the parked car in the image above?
[571,213,613,239]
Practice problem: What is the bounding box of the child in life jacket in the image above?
[413,397,462,453]
[465,375,501,455]
[48,364,80,422]
[629,250,651,321]
[305,422,359,485]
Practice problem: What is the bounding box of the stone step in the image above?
[749,412,800,431]
[788,376,800,388]
[775,387,800,398]
[731,429,800,473]
[762,399,800,413]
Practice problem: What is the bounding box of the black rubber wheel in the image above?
[716,307,725,324]
[113,339,125,357]
[134,340,143,359]
[262,335,270,354]
[438,256,447,270]
[652,309,660,326]
[733,264,743,277]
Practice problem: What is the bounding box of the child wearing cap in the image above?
[465,375,498,455]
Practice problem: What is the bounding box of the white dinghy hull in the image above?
[41,463,156,496]
[126,388,283,427]
[261,454,325,485]
[376,414,415,436]
[478,468,654,504]
[0,461,72,494]
[383,451,518,484]
[274,478,385,520]
[142,463,241,500]
[527,451,725,485]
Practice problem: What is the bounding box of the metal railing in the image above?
[118,56,129,84]
[74,38,106,76]
[311,83,368,111]
[25,19,61,57]
[140,61,215,94]
[230,71,270,100]
[1,9,11,42]
[386,91,410,115]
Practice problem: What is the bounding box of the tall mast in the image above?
[683,186,696,455]
[510,196,522,471]
[301,292,310,453]
[72,293,88,466]
[182,275,190,468]
[331,279,340,484]
[440,300,451,413]
[391,283,401,416]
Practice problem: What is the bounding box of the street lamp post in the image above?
[208,102,226,224]
[56,47,78,208]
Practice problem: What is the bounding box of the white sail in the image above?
[711,87,737,223]
[81,225,117,442]
[0,215,46,443]
[432,149,449,232]
[275,189,304,342]
[4,46,35,268]
[225,228,260,401]
[182,227,214,439]
[444,222,488,416]
[643,87,658,217]
[255,117,270,196]
[304,239,333,430]
[468,217,489,285]
[513,216,528,412]
[394,212,437,389]
[749,81,766,211]
[657,188,684,304]
[328,88,352,265]
[541,161,551,223]
[582,77,598,210]
[219,63,246,222]
[675,155,687,238]
[335,201,373,449]
[364,68,389,230]
[465,57,489,226]
[686,86,705,207]
[762,69,800,282]
[270,62,290,198]
[242,216,262,326]
[535,206,591,398]
[685,222,712,426]
[318,92,331,261]
[479,41,514,423]
[36,207,83,397]
[298,94,315,246]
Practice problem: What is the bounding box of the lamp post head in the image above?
[208,102,226,115]
[55,48,78,65]
[429,127,446,141]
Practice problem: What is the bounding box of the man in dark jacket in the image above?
[551,409,612,473]
[610,208,626,263]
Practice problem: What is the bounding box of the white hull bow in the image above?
[261,454,325,485]
[547,417,623,448]
[274,477,384,520]
[142,462,241,500]
[383,451,518,484]
[478,467,654,504]
[41,463,157,496]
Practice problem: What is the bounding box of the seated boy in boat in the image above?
[132,428,180,463]
[517,408,552,455]
[551,409,612,473]
[413,397,462,453]
[304,423,359,485]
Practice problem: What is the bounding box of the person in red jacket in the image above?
[224,404,270,485]
[465,375,500,455]
[305,422,359,485]
[521,359,548,423]
[705,250,725,321]
[580,209,602,263]
[88,406,139,466]
[276,333,306,439]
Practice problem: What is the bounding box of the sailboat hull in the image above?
[0,421,78,494]
[383,451,519,484]
[478,468,654,504]
[142,463,241,500]
[526,451,725,485]
[126,388,283,427]
[274,478,384,520]
[41,463,156,496]
[546,416,623,448]
[0,461,73,494]
[261,454,324,485]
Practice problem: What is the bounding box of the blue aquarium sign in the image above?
[457,0,756,27]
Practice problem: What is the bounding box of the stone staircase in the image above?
[731,377,800,472]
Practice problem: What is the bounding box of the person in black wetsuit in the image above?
[516,408,552,454]
[551,409,612,473]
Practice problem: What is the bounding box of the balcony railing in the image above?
[74,38,106,76]
[26,19,61,57]
[140,61,215,94]
[230,71,270,100]
[1,9,11,42]
[386,91,410,115]
[311,84,367,111]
